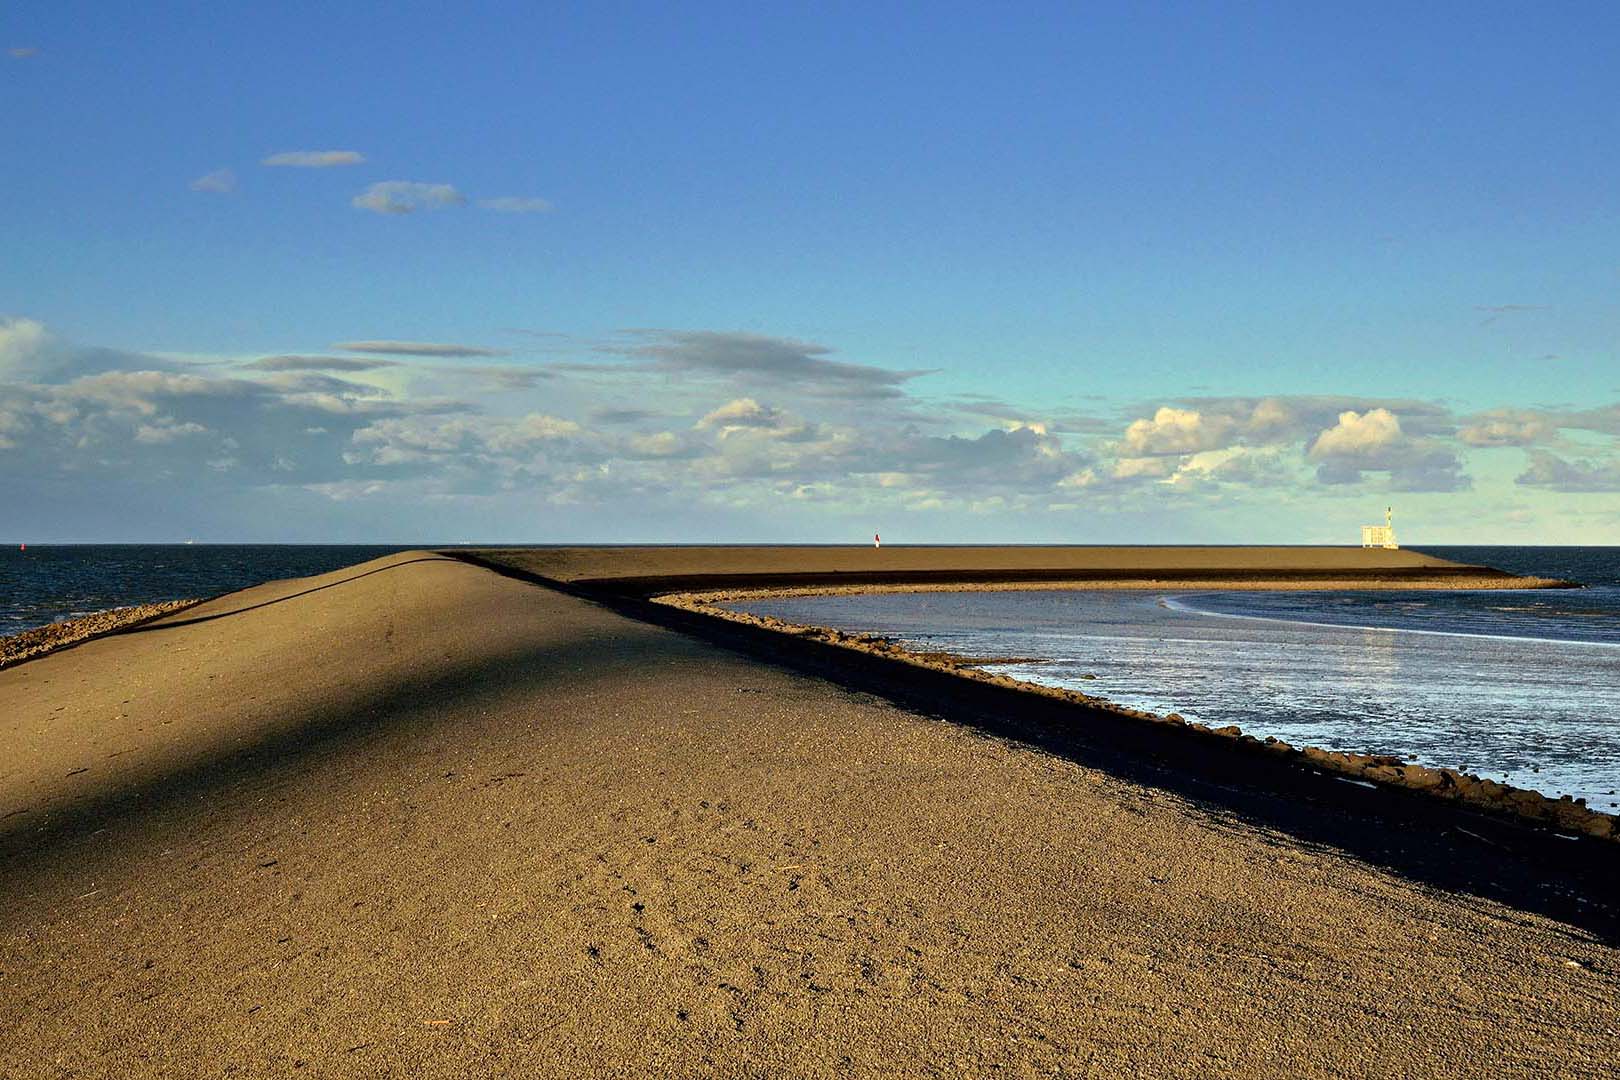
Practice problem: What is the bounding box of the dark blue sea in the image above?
[0,545,417,636]
[730,547,1620,811]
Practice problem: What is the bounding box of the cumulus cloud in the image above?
[1516,451,1620,492]
[625,431,694,459]
[0,317,175,384]
[1453,403,1620,446]
[1308,409,1465,491]
[337,340,509,358]
[242,355,401,372]
[352,181,465,214]
[190,168,237,193]
[696,398,793,432]
[1121,406,1235,456]
[1457,409,1558,448]
[478,196,554,213]
[488,414,582,447]
[263,150,365,167]
[606,330,931,400]
[0,364,416,494]
[346,412,592,472]
[1101,397,1465,492]
[1308,408,1403,458]
[871,424,1086,492]
[27,316,1620,541]
[0,317,51,377]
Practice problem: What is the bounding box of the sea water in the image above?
[0,545,416,636]
[729,547,1620,810]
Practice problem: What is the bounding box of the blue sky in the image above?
[3,2,1618,542]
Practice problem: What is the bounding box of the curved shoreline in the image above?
[1161,592,1620,649]
[653,587,1618,842]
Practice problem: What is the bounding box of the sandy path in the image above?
[1,552,1615,1077]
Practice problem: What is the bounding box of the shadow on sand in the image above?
[3,552,1616,947]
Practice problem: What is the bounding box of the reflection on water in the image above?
[729,588,1620,811]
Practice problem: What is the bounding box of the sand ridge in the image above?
[465,544,1567,595]
[2,551,1616,1077]
[649,588,1618,841]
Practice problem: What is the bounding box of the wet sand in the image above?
[2,551,1617,1077]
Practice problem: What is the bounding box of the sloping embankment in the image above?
[459,547,1608,843]
[464,544,1568,596]
[655,589,1617,843]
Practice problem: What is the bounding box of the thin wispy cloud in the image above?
[263,150,366,168]
[351,181,465,215]
[441,365,554,390]
[590,407,663,425]
[478,196,554,213]
[603,330,934,400]
[242,355,401,372]
[1476,304,1545,326]
[189,168,237,193]
[336,340,509,358]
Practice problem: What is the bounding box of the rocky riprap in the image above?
[659,590,1618,843]
[0,600,199,671]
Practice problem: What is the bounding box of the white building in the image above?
[1361,507,1398,549]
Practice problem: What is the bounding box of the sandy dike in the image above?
[466,543,1570,595]
[657,589,1618,842]
[5,550,1618,1076]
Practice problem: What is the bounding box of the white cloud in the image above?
[0,317,175,384]
[352,181,466,215]
[1121,406,1232,456]
[625,431,690,458]
[263,150,366,168]
[696,398,790,432]
[491,413,582,447]
[0,317,50,376]
[1308,409,1403,458]
[28,318,1599,539]
[1112,456,1176,480]
[189,168,237,193]
[478,196,554,213]
[1308,409,1464,491]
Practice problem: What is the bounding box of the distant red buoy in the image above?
[18,543,23,551]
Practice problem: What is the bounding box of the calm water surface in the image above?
[731,547,1620,810]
